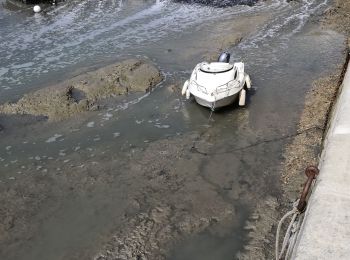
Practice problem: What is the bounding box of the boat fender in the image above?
[186,89,191,100]
[239,89,246,106]
[182,80,189,96]
[245,74,252,89]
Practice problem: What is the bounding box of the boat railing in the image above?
[215,80,240,94]
[191,79,240,95]
[191,80,208,94]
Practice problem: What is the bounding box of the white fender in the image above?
[182,80,189,96]
[186,89,191,99]
[234,62,245,83]
[239,89,246,106]
[245,74,252,89]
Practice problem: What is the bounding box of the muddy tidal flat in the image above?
[0,0,349,259]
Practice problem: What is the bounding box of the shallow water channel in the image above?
[0,0,346,259]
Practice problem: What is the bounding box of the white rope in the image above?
[275,200,300,260]
[208,96,216,122]
[211,95,217,111]
[285,216,303,259]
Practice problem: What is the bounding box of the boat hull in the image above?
[194,93,239,110]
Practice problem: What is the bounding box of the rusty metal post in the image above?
[297,166,319,212]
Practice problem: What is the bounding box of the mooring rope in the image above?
[208,96,216,122]
[275,200,301,260]
[276,166,319,260]
[285,215,303,259]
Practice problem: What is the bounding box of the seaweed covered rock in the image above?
[72,59,163,101]
[0,86,90,121]
[0,59,163,121]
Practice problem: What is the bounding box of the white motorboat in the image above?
[182,52,251,110]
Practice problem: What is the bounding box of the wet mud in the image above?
[0,130,246,260]
[237,3,350,259]
[0,0,348,259]
[236,55,349,260]
[201,14,271,62]
[281,0,350,229]
[0,10,269,257]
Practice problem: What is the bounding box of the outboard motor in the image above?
[217,52,231,63]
